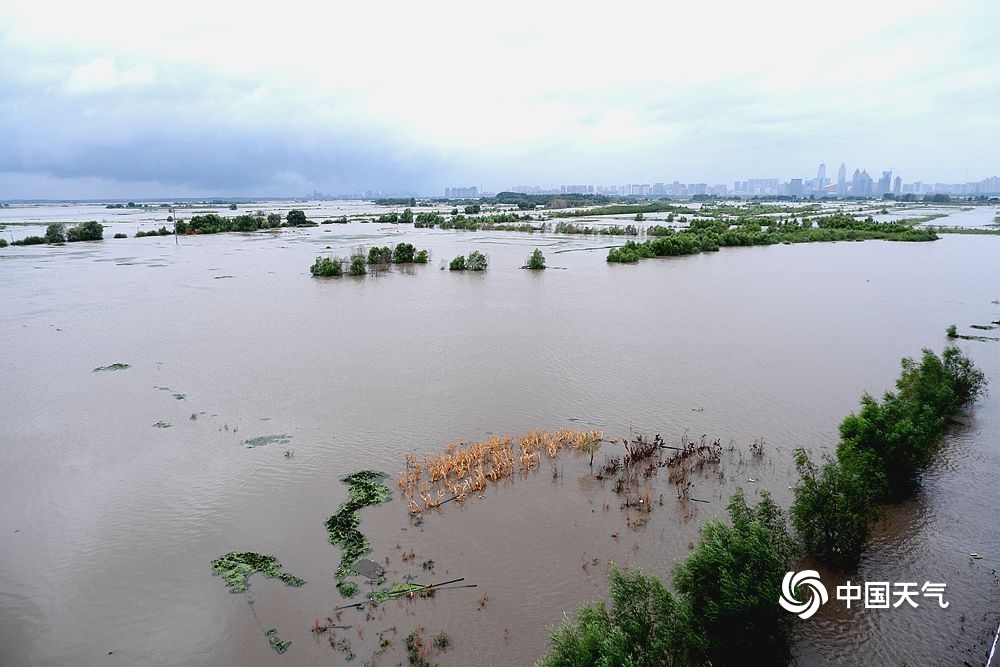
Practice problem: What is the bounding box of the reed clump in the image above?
[398,428,602,515]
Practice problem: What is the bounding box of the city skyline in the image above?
[1,0,997,199]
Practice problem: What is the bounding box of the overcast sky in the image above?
[1,0,997,198]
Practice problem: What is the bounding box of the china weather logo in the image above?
[779,570,829,620]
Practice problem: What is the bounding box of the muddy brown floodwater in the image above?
[1,203,998,666]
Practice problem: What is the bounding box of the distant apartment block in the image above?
[445,186,478,198]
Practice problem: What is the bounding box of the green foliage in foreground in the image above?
[526,248,546,270]
[539,490,793,666]
[211,551,305,594]
[539,568,702,667]
[310,256,343,277]
[793,347,987,568]
[449,255,466,271]
[791,449,878,569]
[324,471,392,584]
[673,490,795,665]
[0,238,6,248]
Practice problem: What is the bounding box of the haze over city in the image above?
[1,0,996,199]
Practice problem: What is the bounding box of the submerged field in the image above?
[1,201,999,666]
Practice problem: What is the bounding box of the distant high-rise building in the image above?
[788,179,804,197]
[892,176,901,195]
[837,163,847,195]
[815,163,826,193]
[445,186,478,198]
[878,170,892,194]
[851,169,874,196]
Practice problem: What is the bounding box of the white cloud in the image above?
[0,0,997,195]
[62,57,155,95]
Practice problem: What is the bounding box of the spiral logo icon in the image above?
[779,570,828,620]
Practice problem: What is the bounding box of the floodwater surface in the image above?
[1,203,998,666]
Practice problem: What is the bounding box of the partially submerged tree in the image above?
[526,248,546,270]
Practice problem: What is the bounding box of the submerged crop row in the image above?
[398,428,603,515]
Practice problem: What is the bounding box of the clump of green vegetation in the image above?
[310,256,343,277]
[368,245,392,265]
[11,235,47,246]
[466,250,488,271]
[135,226,172,238]
[540,490,793,666]
[243,434,291,448]
[947,323,998,342]
[790,450,878,569]
[405,625,451,666]
[152,421,172,428]
[211,551,305,593]
[66,221,104,242]
[433,631,450,650]
[349,252,367,276]
[93,363,130,372]
[553,221,639,236]
[0,238,7,248]
[392,242,431,264]
[525,248,546,270]
[265,628,292,654]
[448,254,466,271]
[792,346,987,568]
[337,581,359,597]
[608,212,938,264]
[45,223,66,243]
[325,471,392,587]
[113,232,128,239]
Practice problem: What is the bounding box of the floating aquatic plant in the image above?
[325,471,392,586]
[211,551,305,594]
[337,581,359,598]
[93,363,130,372]
[243,434,291,448]
[152,421,172,428]
[265,628,291,654]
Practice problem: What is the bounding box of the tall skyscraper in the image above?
[815,163,826,193]
[878,170,892,194]
[837,163,847,195]
[893,176,902,195]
